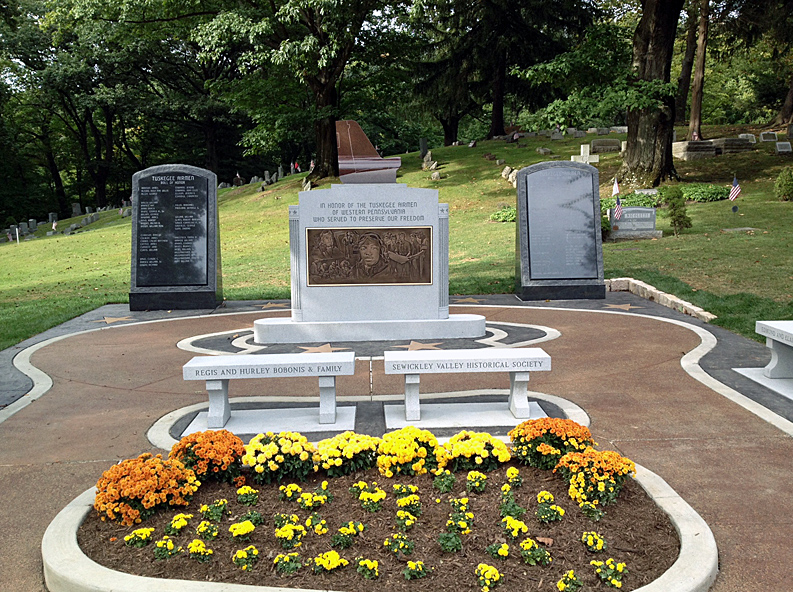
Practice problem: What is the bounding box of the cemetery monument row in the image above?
[129,164,222,311]
[515,161,606,300]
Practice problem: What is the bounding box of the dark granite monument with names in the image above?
[515,161,605,300]
[129,164,222,310]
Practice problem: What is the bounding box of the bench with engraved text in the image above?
[756,321,793,379]
[383,348,551,421]
[183,352,356,427]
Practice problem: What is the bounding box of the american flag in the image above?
[729,176,741,201]
[614,197,623,220]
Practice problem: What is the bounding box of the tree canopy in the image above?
[1,0,792,219]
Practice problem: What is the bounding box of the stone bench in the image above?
[384,348,551,421]
[183,352,356,427]
[756,321,793,378]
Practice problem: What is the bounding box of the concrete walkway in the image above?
[1,292,792,591]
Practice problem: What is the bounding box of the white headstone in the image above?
[760,131,778,142]
[738,133,756,144]
[776,142,792,154]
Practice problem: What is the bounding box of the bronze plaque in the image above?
[307,227,432,286]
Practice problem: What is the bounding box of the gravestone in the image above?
[550,131,563,140]
[621,141,627,152]
[590,139,621,153]
[71,203,82,217]
[536,147,551,155]
[788,123,793,139]
[48,213,57,224]
[85,206,94,214]
[571,143,599,164]
[19,222,29,235]
[587,127,598,134]
[129,164,222,311]
[609,207,663,240]
[574,130,586,138]
[610,126,628,134]
[515,161,605,300]
[264,171,271,184]
[28,219,37,231]
[597,128,610,135]
[672,140,716,160]
[253,183,485,343]
[566,127,577,135]
[419,138,429,158]
[710,138,753,154]
[760,132,778,142]
[526,132,537,137]
[468,140,477,148]
[278,165,284,180]
[738,133,756,144]
[775,142,792,155]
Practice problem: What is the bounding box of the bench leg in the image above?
[318,376,337,424]
[405,374,421,421]
[508,372,531,418]
[764,338,793,379]
[206,379,230,428]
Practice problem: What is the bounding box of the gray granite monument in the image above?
[129,164,222,311]
[253,183,485,343]
[515,161,605,300]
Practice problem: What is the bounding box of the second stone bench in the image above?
[383,348,551,421]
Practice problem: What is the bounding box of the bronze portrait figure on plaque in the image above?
[307,227,432,285]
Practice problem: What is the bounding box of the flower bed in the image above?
[78,424,679,592]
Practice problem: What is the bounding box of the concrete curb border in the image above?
[42,463,718,592]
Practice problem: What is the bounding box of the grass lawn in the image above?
[1,124,792,351]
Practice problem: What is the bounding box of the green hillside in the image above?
[2,126,792,351]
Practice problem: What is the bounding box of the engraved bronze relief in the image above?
[307,227,432,285]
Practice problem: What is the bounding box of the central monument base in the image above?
[254,314,485,344]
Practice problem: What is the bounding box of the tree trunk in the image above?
[486,48,507,139]
[675,2,698,123]
[620,0,685,188]
[204,123,219,174]
[309,83,339,180]
[440,115,460,146]
[773,75,793,126]
[43,145,69,220]
[687,0,709,140]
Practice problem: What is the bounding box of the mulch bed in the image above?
[78,462,679,591]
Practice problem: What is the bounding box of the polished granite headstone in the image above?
[515,161,605,300]
[129,164,222,310]
[609,206,663,240]
[254,183,485,343]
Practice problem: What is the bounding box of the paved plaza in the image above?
[1,291,792,591]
